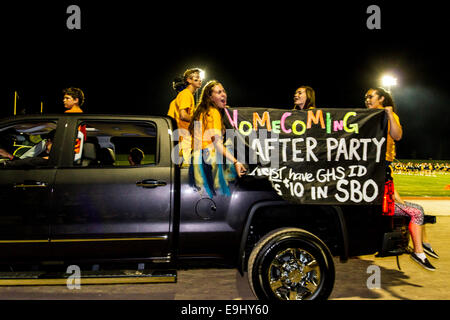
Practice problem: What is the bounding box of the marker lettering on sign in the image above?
[316,167,346,183]
[307,110,325,129]
[280,112,292,133]
[227,109,361,136]
[311,186,328,200]
[288,168,314,182]
[253,111,272,131]
[326,138,385,163]
[218,108,387,205]
[348,165,368,177]
[335,179,378,203]
[289,182,305,197]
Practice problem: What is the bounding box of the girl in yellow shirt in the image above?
[365,87,438,270]
[188,80,246,198]
[293,85,316,110]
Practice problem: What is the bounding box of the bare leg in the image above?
[394,189,404,204]
[422,225,429,244]
[410,222,424,253]
[393,189,429,255]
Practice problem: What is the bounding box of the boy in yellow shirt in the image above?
[63,87,85,113]
[168,69,203,163]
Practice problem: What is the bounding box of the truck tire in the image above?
[248,227,335,300]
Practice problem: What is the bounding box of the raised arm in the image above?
[385,107,402,141]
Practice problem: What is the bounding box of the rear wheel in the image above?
[248,228,335,300]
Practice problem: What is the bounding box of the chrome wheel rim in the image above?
[268,248,321,300]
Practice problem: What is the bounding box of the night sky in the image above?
[1,1,449,159]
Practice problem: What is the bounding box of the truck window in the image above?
[0,120,58,169]
[73,120,157,167]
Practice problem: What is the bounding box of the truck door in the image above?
[50,118,173,262]
[0,119,60,261]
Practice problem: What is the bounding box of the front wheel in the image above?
[248,228,335,300]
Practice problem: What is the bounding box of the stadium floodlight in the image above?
[381,75,397,92]
[198,69,206,81]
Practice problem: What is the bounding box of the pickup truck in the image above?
[0,113,410,300]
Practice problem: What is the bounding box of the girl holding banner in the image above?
[365,87,438,271]
[293,85,316,110]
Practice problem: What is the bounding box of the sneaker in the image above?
[423,243,439,259]
[410,253,436,271]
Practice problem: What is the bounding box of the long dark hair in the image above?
[372,87,396,113]
[294,85,316,110]
[188,80,223,137]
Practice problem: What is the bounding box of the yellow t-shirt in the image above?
[167,89,195,131]
[65,107,83,113]
[193,107,223,150]
[167,99,176,119]
[385,110,401,162]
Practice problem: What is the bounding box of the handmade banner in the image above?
[223,107,388,205]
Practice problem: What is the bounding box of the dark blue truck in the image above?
[0,113,410,300]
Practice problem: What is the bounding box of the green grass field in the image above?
[393,173,450,197]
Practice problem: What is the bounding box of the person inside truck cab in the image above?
[0,130,55,168]
[128,147,144,166]
[188,80,247,198]
[63,87,85,113]
[365,87,438,271]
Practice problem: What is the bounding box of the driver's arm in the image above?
[0,148,15,160]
